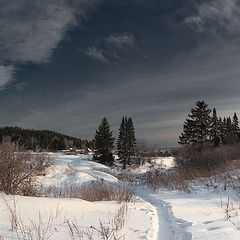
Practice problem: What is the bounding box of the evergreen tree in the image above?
[221,117,228,144]
[0,126,87,151]
[226,117,235,144]
[179,100,212,151]
[94,117,115,165]
[232,112,240,142]
[218,117,225,144]
[210,108,221,147]
[126,117,136,165]
[117,117,127,168]
[117,117,136,169]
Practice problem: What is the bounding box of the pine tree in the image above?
[117,117,136,169]
[179,100,212,151]
[94,117,115,165]
[210,108,221,147]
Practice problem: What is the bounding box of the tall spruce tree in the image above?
[94,117,115,165]
[126,117,136,165]
[221,117,228,144]
[218,117,225,145]
[232,112,240,142]
[225,116,235,144]
[117,117,127,168]
[179,100,212,151]
[117,116,136,169]
[210,108,221,147]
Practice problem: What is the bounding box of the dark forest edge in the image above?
[0,126,94,151]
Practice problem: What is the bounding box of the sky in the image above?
[1,0,240,147]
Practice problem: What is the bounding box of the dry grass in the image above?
[2,196,128,240]
[144,144,240,192]
[77,181,133,202]
[36,180,133,203]
[3,197,55,240]
[176,144,240,174]
[145,158,240,192]
[220,195,240,230]
[145,168,190,191]
[66,203,128,240]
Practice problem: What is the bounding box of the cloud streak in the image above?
[0,65,15,89]
[105,33,135,48]
[85,33,136,63]
[84,46,110,63]
[185,0,240,34]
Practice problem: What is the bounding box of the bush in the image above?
[0,141,53,195]
[145,169,190,191]
[42,180,133,202]
[176,144,240,173]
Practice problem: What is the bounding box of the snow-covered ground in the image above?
[0,153,240,240]
[0,194,158,240]
[132,156,175,173]
[0,153,158,240]
[37,153,118,188]
[148,189,240,240]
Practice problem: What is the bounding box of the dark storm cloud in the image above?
[1,0,240,147]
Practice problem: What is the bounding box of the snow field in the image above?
[0,194,158,240]
[0,153,158,240]
[151,189,240,240]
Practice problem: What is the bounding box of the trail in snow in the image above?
[135,187,192,240]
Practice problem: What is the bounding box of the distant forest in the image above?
[0,127,93,151]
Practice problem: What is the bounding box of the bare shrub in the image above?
[176,144,240,178]
[77,181,133,202]
[145,169,190,192]
[0,141,53,195]
[40,180,133,202]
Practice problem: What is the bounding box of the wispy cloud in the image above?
[0,65,15,89]
[84,46,110,63]
[185,0,240,34]
[85,33,136,63]
[105,33,135,48]
[0,0,101,89]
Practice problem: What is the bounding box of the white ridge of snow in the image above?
[37,153,118,188]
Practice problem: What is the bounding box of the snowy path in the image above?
[135,187,192,240]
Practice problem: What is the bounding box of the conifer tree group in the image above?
[0,127,88,151]
[117,117,136,169]
[179,100,240,151]
[94,116,136,168]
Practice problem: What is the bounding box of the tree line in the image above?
[94,117,136,169]
[0,126,93,151]
[179,100,240,151]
